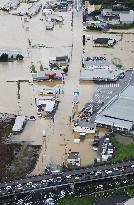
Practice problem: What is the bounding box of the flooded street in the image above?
[0,5,97,175]
[1,1,134,175]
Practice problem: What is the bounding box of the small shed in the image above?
[12,116,27,133]
[67,152,81,167]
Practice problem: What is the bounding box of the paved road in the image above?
[1,160,134,198]
[92,70,133,105]
[1,171,134,204]
[76,70,134,128]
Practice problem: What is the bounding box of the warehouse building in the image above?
[95,85,134,132]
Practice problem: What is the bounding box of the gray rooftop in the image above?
[68,152,79,160]
[95,85,134,130]
[80,68,123,81]
[95,115,133,130]
[0,48,22,55]
[12,116,26,132]
[84,59,111,68]
[102,97,134,121]
[120,10,134,22]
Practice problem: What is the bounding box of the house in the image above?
[67,152,81,167]
[101,9,113,17]
[27,2,42,16]
[87,20,109,29]
[46,21,54,30]
[32,70,64,81]
[120,10,134,24]
[73,120,96,134]
[36,96,57,118]
[0,0,21,11]
[42,9,53,15]
[93,38,116,46]
[49,56,70,67]
[94,37,109,45]
[12,116,27,134]
[46,14,64,23]
[39,88,58,97]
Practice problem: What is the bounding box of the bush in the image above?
[86,26,103,31]
[112,23,134,30]
[0,53,8,62]
[31,65,37,73]
[63,66,69,73]
[16,54,24,60]
[40,64,44,71]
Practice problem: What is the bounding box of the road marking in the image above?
[100,83,120,88]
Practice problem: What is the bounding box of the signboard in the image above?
[73,90,80,104]
[73,91,80,97]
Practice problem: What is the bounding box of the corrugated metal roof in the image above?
[95,115,133,130]
[80,68,122,81]
[84,59,111,68]
[102,97,134,121]
[95,85,134,130]
[0,48,22,55]
[12,116,26,132]
[120,10,134,22]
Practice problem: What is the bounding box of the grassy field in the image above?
[57,186,134,205]
[57,196,94,205]
[110,135,134,162]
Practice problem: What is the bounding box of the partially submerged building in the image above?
[80,68,123,82]
[27,2,42,16]
[49,56,70,67]
[12,116,27,134]
[46,21,54,30]
[0,0,21,11]
[119,10,134,24]
[93,38,116,46]
[46,14,64,22]
[32,70,64,81]
[87,20,109,29]
[95,85,134,132]
[36,96,59,118]
[73,120,96,134]
[39,88,58,97]
[80,57,124,82]
[67,152,81,167]
[73,102,102,134]
[83,57,112,69]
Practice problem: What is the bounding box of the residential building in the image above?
[49,56,70,67]
[93,38,116,46]
[120,10,134,24]
[32,70,64,81]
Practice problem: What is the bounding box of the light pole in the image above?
[43,130,47,152]
[42,130,47,167]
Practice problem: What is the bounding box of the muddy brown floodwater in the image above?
[0,6,97,176]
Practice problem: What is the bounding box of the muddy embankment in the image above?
[0,115,41,182]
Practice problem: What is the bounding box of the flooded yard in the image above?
[0,3,112,178]
[84,30,134,68]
